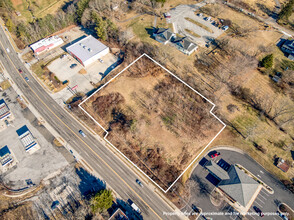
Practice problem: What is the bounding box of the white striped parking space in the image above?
[257,192,267,200]
[253,200,264,208]
[259,189,270,197]
[255,196,266,204]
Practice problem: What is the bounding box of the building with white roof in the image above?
[66,35,109,67]
[30,35,64,55]
[16,125,38,152]
[0,99,11,120]
[0,145,13,167]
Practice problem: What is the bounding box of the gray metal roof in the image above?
[205,160,230,180]
[171,37,197,52]
[218,165,259,207]
[66,35,108,63]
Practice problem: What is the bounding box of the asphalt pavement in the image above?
[0,25,183,220]
[183,148,294,220]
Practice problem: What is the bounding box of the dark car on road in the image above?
[79,130,86,137]
[136,179,143,187]
[253,206,264,217]
[18,69,23,73]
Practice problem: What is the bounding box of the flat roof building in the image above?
[30,35,63,55]
[16,125,37,152]
[66,35,109,67]
[0,145,13,167]
[0,99,11,120]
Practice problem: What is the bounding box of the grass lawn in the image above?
[184,17,213,33]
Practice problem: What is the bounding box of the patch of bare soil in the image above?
[83,55,223,189]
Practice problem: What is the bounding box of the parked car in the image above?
[60,54,67,59]
[25,76,29,82]
[277,211,289,220]
[209,151,220,158]
[98,58,103,63]
[4,119,10,126]
[70,64,77,69]
[79,130,86,137]
[136,179,143,187]
[192,204,200,213]
[18,69,23,73]
[253,206,264,217]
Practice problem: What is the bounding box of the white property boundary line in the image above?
[79,53,226,193]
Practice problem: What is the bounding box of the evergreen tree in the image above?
[261,54,274,69]
[278,0,294,21]
[91,189,113,213]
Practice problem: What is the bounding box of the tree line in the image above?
[0,0,121,47]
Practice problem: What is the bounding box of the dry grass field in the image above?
[82,55,224,189]
[11,0,68,21]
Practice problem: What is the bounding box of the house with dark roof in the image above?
[153,28,174,45]
[171,36,198,55]
[205,161,259,210]
[152,28,198,55]
[281,39,294,60]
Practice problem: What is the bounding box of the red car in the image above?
[18,69,23,73]
[209,151,220,158]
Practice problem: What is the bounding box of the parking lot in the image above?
[0,87,69,189]
[184,149,294,220]
[48,52,118,105]
[169,4,224,46]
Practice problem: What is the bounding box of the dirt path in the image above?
[116,14,143,23]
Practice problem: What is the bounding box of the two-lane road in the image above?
[0,26,182,220]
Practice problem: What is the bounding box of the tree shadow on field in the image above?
[76,168,106,200]
[256,3,273,17]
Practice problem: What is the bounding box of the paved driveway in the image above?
[169,4,224,46]
[182,148,294,220]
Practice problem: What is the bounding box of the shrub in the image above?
[261,54,273,69]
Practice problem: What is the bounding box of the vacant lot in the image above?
[82,55,223,189]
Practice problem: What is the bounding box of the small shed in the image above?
[277,158,290,172]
